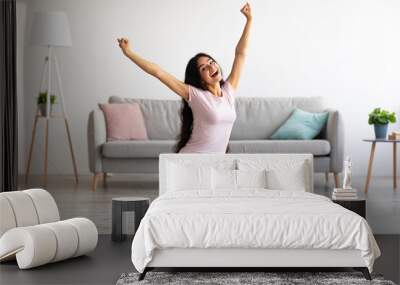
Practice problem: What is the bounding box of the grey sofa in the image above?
[88,96,344,191]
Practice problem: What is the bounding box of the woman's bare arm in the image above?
[117,38,189,100]
[227,3,252,90]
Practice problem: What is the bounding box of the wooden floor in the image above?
[0,174,398,284]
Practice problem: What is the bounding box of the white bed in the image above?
[131,154,380,280]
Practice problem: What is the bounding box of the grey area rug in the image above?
[116,272,396,285]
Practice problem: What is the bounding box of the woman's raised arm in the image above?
[117,38,189,100]
[227,3,252,90]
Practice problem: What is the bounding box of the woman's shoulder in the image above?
[222,81,235,94]
[188,84,206,94]
[187,85,207,104]
[222,81,236,99]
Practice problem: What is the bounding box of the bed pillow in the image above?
[270,109,329,140]
[236,169,268,189]
[266,162,308,191]
[99,103,148,141]
[211,169,268,190]
[167,162,212,192]
[212,168,236,190]
[237,159,310,192]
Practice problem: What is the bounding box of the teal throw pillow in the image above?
[270,109,329,140]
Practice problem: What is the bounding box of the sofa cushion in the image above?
[99,103,148,141]
[228,140,330,156]
[102,140,176,158]
[231,97,325,140]
[270,109,329,140]
[109,96,181,140]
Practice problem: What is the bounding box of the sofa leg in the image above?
[92,173,102,192]
[103,173,107,187]
[334,173,340,188]
[325,172,329,184]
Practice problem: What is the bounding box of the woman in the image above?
[117,2,252,153]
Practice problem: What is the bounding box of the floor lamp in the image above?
[25,11,78,186]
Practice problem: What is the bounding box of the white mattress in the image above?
[131,190,380,273]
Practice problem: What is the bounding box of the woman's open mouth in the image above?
[210,70,219,78]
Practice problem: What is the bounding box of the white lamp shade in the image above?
[30,11,72,47]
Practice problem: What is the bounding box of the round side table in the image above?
[112,197,150,242]
[363,139,399,193]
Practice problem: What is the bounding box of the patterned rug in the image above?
[116,271,396,285]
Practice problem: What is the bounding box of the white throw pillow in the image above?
[266,162,307,191]
[236,169,268,189]
[212,168,236,191]
[237,159,309,191]
[211,168,268,190]
[167,162,212,191]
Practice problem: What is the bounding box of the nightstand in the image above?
[332,198,366,218]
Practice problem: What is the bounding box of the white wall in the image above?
[17,0,400,176]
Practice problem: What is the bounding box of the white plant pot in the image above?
[38,104,54,117]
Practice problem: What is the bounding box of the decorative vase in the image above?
[38,104,53,117]
[374,123,388,139]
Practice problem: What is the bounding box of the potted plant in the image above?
[368,108,397,139]
[37,92,56,116]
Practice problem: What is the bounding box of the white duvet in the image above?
[131,190,380,273]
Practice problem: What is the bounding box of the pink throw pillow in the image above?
[99,103,148,141]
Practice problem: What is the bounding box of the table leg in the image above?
[394,142,397,190]
[365,142,376,193]
[334,173,340,188]
[112,201,123,242]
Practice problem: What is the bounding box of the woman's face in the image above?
[197,56,222,86]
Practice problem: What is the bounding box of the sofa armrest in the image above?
[87,109,106,173]
[325,109,344,173]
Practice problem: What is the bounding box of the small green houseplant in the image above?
[37,92,56,116]
[368,108,397,139]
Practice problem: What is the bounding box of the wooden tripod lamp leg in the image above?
[25,115,40,185]
[54,52,79,185]
[44,118,49,187]
[64,118,79,184]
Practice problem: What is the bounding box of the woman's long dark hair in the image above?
[174,53,228,153]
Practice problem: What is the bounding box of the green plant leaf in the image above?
[37,92,57,105]
[368,107,397,125]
